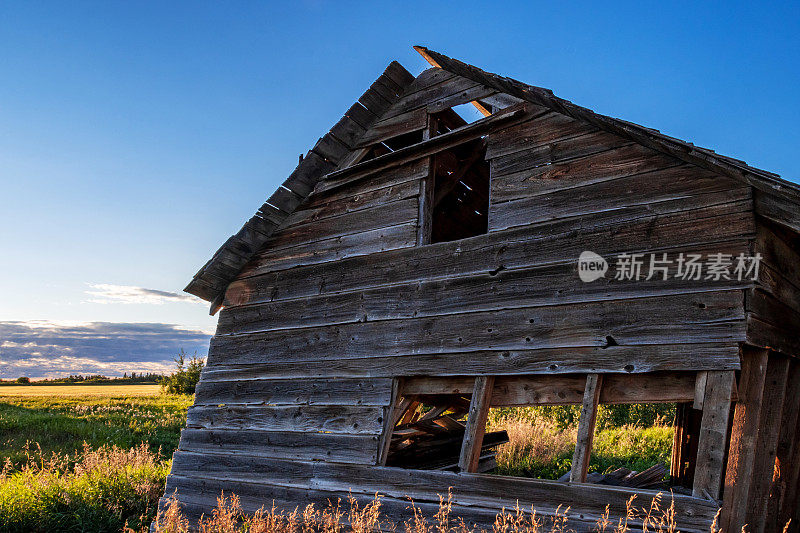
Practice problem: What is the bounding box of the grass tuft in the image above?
[0,442,169,532]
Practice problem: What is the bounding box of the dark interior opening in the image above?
[360,129,424,163]
[430,136,490,243]
[385,393,508,472]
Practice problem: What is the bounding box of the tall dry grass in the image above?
[488,410,673,479]
[151,490,731,533]
[0,441,168,532]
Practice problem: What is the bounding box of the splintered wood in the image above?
[385,388,508,472]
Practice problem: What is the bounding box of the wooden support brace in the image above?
[694,371,708,410]
[721,347,770,532]
[570,373,603,483]
[692,370,735,499]
[774,360,800,531]
[377,379,403,466]
[747,353,790,533]
[458,376,494,473]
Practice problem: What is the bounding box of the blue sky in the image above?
[0,1,798,378]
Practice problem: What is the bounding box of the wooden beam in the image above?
[671,402,703,488]
[399,400,421,425]
[774,360,800,531]
[570,373,603,483]
[693,371,708,410]
[400,372,702,406]
[458,376,494,473]
[377,379,403,466]
[413,45,492,117]
[416,115,436,246]
[692,370,735,500]
[433,143,487,208]
[721,347,770,532]
[209,292,225,316]
[323,104,525,188]
[747,353,790,533]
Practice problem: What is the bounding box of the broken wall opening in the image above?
[486,403,674,490]
[381,372,732,497]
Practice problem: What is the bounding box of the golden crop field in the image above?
[0,383,162,397]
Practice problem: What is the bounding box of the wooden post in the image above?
[377,379,403,466]
[570,373,603,483]
[692,370,735,499]
[775,360,800,532]
[747,353,790,533]
[459,375,494,473]
[721,347,769,532]
[416,115,436,246]
[694,371,709,410]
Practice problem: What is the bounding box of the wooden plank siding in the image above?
[163,69,771,532]
[164,455,721,532]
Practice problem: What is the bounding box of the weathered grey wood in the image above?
[490,143,681,204]
[747,289,800,358]
[747,354,790,533]
[323,105,525,188]
[177,428,378,464]
[185,404,384,434]
[485,110,597,160]
[570,374,602,483]
[490,169,748,232]
[774,360,800,531]
[202,343,742,381]
[381,72,481,120]
[259,197,419,253]
[240,222,417,274]
[357,107,427,147]
[414,46,799,221]
[401,372,699,406]
[210,291,746,368]
[692,370,734,499]
[458,376,494,472]
[310,156,428,199]
[328,114,368,150]
[694,371,709,410]
[756,222,800,294]
[722,347,770,532]
[425,84,496,114]
[161,474,613,533]
[219,241,749,333]
[229,193,755,304]
[192,378,393,406]
[283,178,420,229]
[756,189,800,235]
[759,263,800,318]
[311,133,350,165]
[165,455,721,531]
[416,162,434,246]
[377,379,401,466]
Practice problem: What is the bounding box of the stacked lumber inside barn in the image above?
[384,396,508,472]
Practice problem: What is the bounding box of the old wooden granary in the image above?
[163,47,800,532]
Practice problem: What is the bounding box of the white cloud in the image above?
[0,321,211,379]
[85,284,204,305]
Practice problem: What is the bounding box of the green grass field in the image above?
[0,387,191,467]
[0,385,675,532]
[0,385,190,532]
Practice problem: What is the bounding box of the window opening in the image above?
[428,136,490,243]
[384,374,699,494]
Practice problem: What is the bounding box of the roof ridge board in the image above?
[414,46,799,201]
[184,61,416,304]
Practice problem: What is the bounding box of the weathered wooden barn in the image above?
[163,47,800,532]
